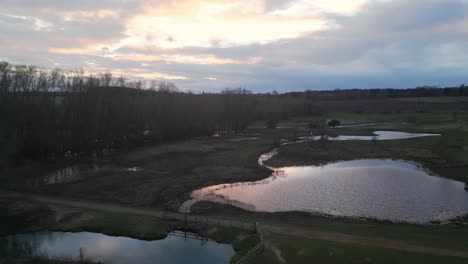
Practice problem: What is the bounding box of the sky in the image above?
[1,0,467,92]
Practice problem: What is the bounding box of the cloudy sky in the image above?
[1,0,467,92]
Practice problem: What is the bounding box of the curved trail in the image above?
[2,191,467,259]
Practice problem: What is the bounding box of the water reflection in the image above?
[127,166,144,172]
[335,122,396,128]
[303,130,441,141]
[228,137,259,142]
[0,231,234,264]
[29,164,143,187]
[27,166,84,187]
[185,159,468,223]
[183,131,468,223]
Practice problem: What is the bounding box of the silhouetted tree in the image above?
[328,120,340,128]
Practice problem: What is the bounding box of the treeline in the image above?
[1,61,467,165]
[284,86,468,100]
[0,62,263,164]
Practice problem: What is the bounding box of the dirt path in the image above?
[2,191,467,259]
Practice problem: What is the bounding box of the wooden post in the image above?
[184,207,187,229]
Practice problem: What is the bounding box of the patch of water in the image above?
[127,166,144,172]
[304,130,441,141]
[183,159,468,223]
[182,131,468,223]
[0,231,234,264]
[27,165,94,187]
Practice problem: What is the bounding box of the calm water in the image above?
[184,159,468,223]
[307,130,441,141]
[182,131,468,223]
[29,164,144,187]
[0,231,234,264]
[27,166,85,187]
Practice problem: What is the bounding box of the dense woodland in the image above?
[1,61,467,166]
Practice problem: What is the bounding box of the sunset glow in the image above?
[1,0,468,91]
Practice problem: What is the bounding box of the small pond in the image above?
[28,164,145,187]
[27,165,89,187]
[0,231,234,264]
[306,130,441,141]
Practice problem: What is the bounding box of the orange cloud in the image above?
[49,47,103,55]
[123,0,331,49]
[108,53,262,65]
[63,9,120,22]
[132,72,189,80]
[63,66,188,81]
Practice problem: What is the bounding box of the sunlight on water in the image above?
[182,131,468,223]
[185,159,468,223]
[0,231,234,264]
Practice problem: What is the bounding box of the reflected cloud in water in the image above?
[183,131,468,223]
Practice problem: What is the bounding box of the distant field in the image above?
[392,96,468,102]
[269,114,468,182]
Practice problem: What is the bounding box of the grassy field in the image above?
[194,202,468,263]
[267,113,468,182]
[0,137,277,210]
[0,198,169,239]
[6,110,465,210]
[2,109,468,263]
[392,96,468,103]
[208,227,261,263]
[192,202,468,252]
[254,234,468,264]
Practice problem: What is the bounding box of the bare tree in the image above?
[157,81,178,93]
[101,72,113,87]
[117,75,126,87]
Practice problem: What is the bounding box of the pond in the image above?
[182,131,468,223]
[306,130,441,141]
[184,159,468,223]
[27,165,88,187]
[0,231,235,264]
[28,164,144,187]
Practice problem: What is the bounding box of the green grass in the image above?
[327,111,467,124]
[392,96,468,103]
[299,220,468,252]
[256,234,468,264]
[266,115,468,182]
[192,202,468,252]
[63,212,263,264]
[57,210,168,240]
[0,198,169,240]
[208,227,261,263]
[381,126,468,181]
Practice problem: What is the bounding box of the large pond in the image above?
[182,131,468,223]
[0,231,235,264]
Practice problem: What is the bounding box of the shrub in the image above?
[327,120,340,128]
